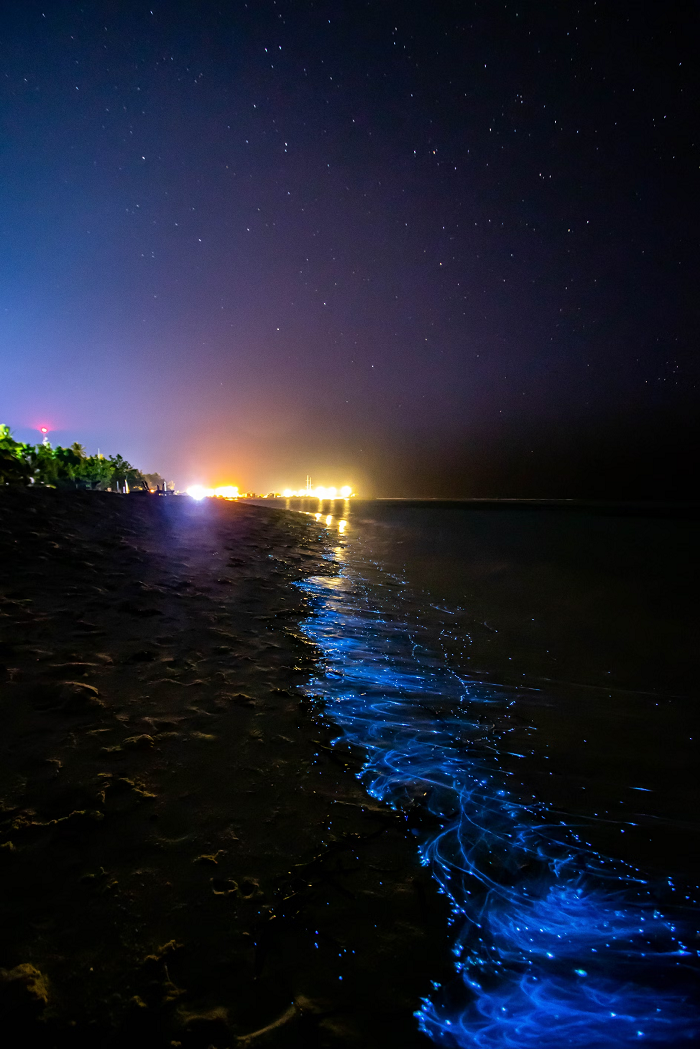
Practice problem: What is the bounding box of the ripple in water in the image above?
[296,560,699,1047]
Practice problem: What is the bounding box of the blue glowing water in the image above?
[295,529,700,1047]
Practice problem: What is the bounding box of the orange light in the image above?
[186,484,239,501]
[280,484,355,498]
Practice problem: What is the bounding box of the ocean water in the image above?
[279,498,700,1045]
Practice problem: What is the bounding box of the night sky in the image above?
[1,1,697,497]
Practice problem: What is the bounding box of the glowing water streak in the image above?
[296,568,700,1046]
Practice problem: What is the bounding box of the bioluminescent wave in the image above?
[296,565,700,1047]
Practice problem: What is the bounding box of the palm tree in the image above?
[0,424,154,492]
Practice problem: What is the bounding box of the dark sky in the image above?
[1,1,697,497]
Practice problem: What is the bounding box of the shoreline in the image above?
[248,497,700,521]
[0,489,449,1048]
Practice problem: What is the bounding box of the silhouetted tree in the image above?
[0,424,152,492]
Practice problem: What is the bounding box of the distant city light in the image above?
[280,484,354,498]
[188,484,352,500]
[186,485,239,500]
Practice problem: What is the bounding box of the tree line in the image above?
[0,425,151,492]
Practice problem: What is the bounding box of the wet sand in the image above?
[0,490,449,1048]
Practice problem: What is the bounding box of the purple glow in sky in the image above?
[1,1,697,496]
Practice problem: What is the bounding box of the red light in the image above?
[40,427,48,433]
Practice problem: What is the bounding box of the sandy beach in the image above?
[0,490,449,1048]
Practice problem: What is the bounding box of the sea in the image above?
[258,498,700,1046]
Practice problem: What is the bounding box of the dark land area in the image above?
[0,490,449,1048]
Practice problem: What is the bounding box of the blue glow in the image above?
[296,563,700,1046]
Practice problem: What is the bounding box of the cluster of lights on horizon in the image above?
[186,485,240,500]
[185,484,354,501]
[283,486,353,498]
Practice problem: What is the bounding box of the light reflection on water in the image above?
[294,531,699,1047]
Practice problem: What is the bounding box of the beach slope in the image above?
[0,490,447,1048]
